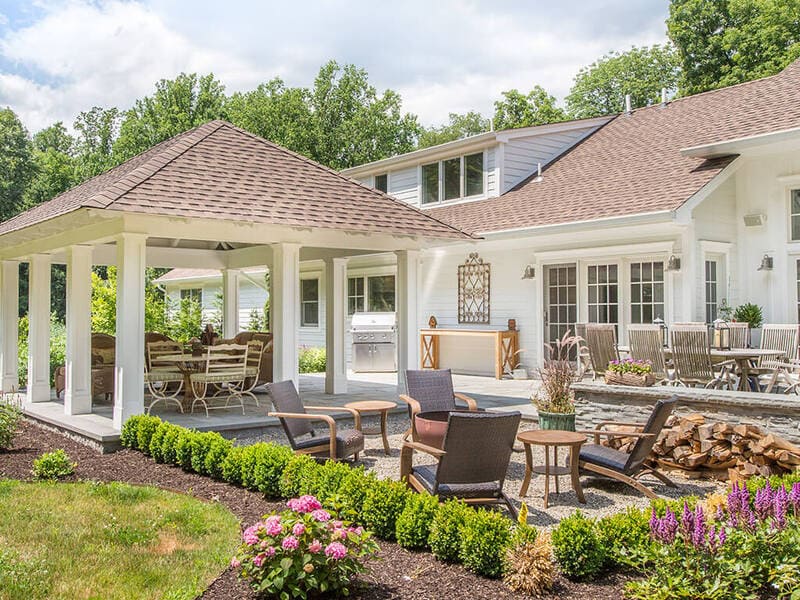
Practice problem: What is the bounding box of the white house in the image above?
[158,59,800,376]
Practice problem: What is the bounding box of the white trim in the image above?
[477,210,674,238]
[674,158,743,223]
[533,241,676,262]
[681,126,800,158]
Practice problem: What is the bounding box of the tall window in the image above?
[180,288,202,303]
[374,174,388,193]
[301,279,319,327]
[587,264,619,328]
[348,277,365,315]
[630,261,664,323]
[443,158,461,200]
[465,153,484,196]
[705,260,718,323]
[792,190,800,241]
[420,152,484,205]
[421,163,439,205]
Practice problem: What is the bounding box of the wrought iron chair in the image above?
[144,341,184,414]
[226,339,263,407]
[400,411,521,517]
[670,325,732,388]
[189,343,249,417]
[585,323,619,379]
[628,324,669,384]
[400,369,479,441]
[267,380,364,460]
[578,397,678,499]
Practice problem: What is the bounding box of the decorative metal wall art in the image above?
[458,253,490,324]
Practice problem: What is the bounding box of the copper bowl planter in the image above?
[414,411,452,449]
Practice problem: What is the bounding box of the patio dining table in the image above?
[155,352,208,409]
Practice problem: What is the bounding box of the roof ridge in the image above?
[213,121,477,239]
[93,120,225,209]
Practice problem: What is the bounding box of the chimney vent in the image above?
[624,94,632,114]
[661,87,668,106]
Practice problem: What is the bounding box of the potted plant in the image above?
[604,358,655,387]
[733,302,764,347]
[531,331,579,431]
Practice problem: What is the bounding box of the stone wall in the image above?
[573,383,800,444]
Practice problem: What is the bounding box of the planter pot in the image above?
[414,411,451,449]
[512,368,528,380]
[537,411,576,432]
[749,327,762,349]
[604,372,656,387]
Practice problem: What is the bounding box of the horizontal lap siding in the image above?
[388,166,419,206]
[486,147,497,196]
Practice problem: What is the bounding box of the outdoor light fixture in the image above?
[521,265,536,279]
[653,317,668,347]
[712,318,731,350]
[757,254,774,271]
[666,255,681,271]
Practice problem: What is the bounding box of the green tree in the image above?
[565,45,680,118]
[0,108,36,222]
[113,73,227,162]
[25,122,77,207]
[90,267,168,335]
[668,0,800,95]
[167,297,203,343]
[418,111,490,148]
[492,87,568,130]
[73,107,120,179]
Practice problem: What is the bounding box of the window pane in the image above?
[792,190,800,214]
[368,275,395,312]
[303,302,319,326]
[465,153,483,196]
[793,215,800,241]
[374,174,388,193]
[421,163,439,204]
[301,279,318,302]
[443,158,461,201]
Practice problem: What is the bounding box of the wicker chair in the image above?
[585,323,619,379]
[189,343,249,417]
[400,411,521,517]
[628,324,668,383]
[54,332,115,401]
[670,325,730,388]
[400,369,479,441]
[144,341,184,414]
[267,380,364,460]
[578,397,678,499]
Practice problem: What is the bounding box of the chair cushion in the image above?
[294,429,364,459]
[190,370,247,384]
[145,370,184,383]
[579,443,629,472]
[411,464,502,498]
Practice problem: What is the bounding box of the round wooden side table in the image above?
[517,429,587,509]
[344,400,397,455]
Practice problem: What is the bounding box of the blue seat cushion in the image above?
[579,443,629,472]
[411,464,502,498]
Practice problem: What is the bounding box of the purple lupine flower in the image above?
[650,507,679,544]
[773,486,788,530]
[755,484,774,521]
[649,508,658,534]
[680,500,694,536]
[789,483,800,517]
[691,505,707,549]
[717,528,727,546]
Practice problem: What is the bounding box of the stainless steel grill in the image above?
[351,312,397,372]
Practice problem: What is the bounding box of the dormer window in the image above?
[421,152,485,205]
[374,173,388,193]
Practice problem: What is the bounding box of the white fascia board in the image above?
[474,210,674,238]
[674,158,743,224]
[681,126,800,158]
[533,240,677,262]
[493,116,612,143]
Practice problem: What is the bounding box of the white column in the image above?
[222,268,240,338]
[324,257,348,394]
[64,246,93,415]
[27,254,51,403]
[113,234,147,429]
[0,261,19,393]
[395,250,420,392]
[271,243,300,388]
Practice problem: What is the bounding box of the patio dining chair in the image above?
[226,340,264,407]
[144,341,184,414]
[753,324,800,392]
[627,324,669,384]
[574,323,593,378]
[400,369,479,441]
[578,397,678,499]
[267,380,364,460]
[584,323,619,379]
[189,343,249,417]
[728,322,750,349]
[400,411,521,517]
[670,325,731,388]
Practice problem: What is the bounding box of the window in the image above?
[797,259,800,322]
[630,261,664,324]
[587,264,619,328]
[792,190,800,241]
[301,279,319,327]
[421,163,439,205]
[367,275,395,312]
[420,152,484,205]
[374,174,388,193]
[180,288,202,303]
[705,260,718,323]
[348,277,365,315]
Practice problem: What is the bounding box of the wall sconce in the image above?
[521,265,536,279]
[665,255,681,271]
[757,254,774,271]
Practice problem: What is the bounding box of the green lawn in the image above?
[0,480,240,600]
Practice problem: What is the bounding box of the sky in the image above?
[0,0,670,134]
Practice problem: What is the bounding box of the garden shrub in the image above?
[0,403,21,450]
[160,423,183,466]
[331,467,376,522]
[32,449,76,480]
[597,507,653,569]
[235,494,378,598]
[175,430,198,470]
[278,454,319,498]
[120,414,148,449]
[396,493,439,549]
[148,421,172,463]
[299,459,354,505]
[135,415,162,455]
[551,511,606,580]
[190,432,225,476]
[298,346,326,373]
[361,478,410,541]
[221,445,247,486]
[204,435,233,480]
[745,471,800,495]
[251,443,295,497]
[458,507,512,578]
[428,499,471,562]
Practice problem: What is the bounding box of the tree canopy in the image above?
[493,87,568,130]
[0,108,36,222]
[418,111,490,148]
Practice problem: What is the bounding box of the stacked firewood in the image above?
[601,413,800,480]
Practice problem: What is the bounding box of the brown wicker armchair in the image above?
[54,333,116,401]
[399,369,479,441]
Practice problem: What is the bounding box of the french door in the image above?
[586,263,619,331]
[544,264,577,349]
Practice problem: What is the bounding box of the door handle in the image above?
[544,310,549,327]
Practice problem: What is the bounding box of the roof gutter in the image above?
[475,210,674,239]
[681,126,800,158]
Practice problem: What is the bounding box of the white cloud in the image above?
[0,0,670,133]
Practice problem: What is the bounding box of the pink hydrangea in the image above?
[349,526,364,536]
[311,509,331,522]
[287,495,323,513]
[264,516,283,537]
[325,542,347,560]
[253,553,266,567]
[308,539,323,553]
[264,546,276,557]
[230,557,241,569]
[281,535,300,551]
[242,525,261,546]
[292,522,306,537]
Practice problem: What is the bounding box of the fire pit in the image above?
[414,411,451,449]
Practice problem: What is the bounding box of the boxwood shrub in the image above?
[190,432,225,476]
[135,415,162,455]
[278,454,319,498]
[160,424,182,465]
[428,500,471,562]
[221,445,247,485]
[174,430,198,470]
[396,492,439,550]
[204,435,233,480]
[251,443,295,497]
[551,511,606,580]
[148,421,172,463]
[332,467,376,522]
[596,507,652,570]
[361,478,410,541]
[458,507,512,578]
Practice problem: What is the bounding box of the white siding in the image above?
[486,147,497,197]
[388,166,419,206]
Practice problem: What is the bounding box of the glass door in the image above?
[544,264,577,350]
[586,263,619,331]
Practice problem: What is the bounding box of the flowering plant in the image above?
[234,495,379,598]
[606,358,652,376]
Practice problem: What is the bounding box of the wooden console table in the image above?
[419,328,519,379]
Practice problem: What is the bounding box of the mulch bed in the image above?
[0,420,632,599]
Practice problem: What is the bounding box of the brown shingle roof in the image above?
[0,121,471,240]
[428,59,800,234]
